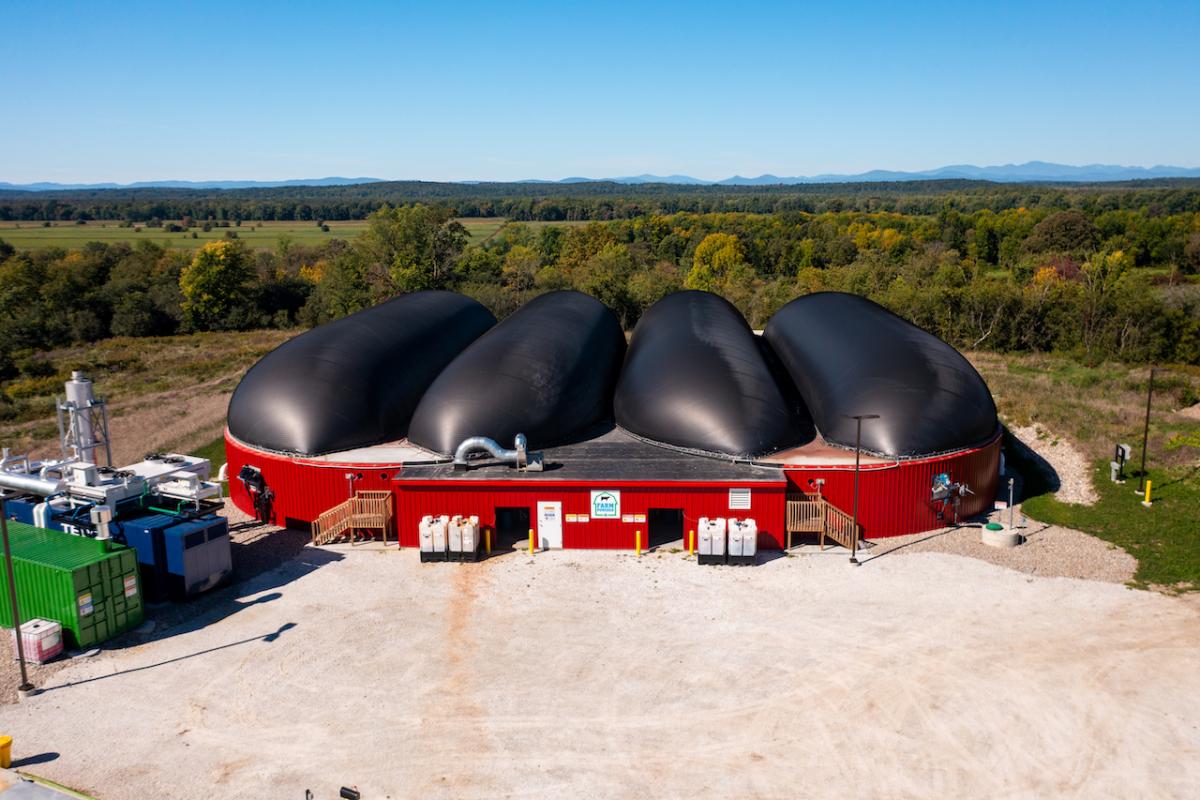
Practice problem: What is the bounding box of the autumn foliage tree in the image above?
[179,240,253,330]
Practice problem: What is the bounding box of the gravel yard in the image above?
[860,518,1138,584]
[1,537,1197,799]
[1007,424,1099,505]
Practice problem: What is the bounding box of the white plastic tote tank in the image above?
[461,515,480,553]
[739,518,758,556]
[698,517,714,555]
[432,515,450,552]
[448,515,464,553]
[418,515,434,552]
[711,517,727,556]
[728,518,743,557]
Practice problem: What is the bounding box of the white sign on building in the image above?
[590,490,621,519]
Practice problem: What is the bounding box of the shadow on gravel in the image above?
[94,526,340,653]
[10,752,59,767]
[1003,425,1061,500]
[39,623,299,694]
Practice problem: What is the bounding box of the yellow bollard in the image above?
[1143,480,1153,507]
[0,735,11,769]
[485,527,492,554]
[688,529,695,556]
[635,529,642,556]
[528,528,535,555]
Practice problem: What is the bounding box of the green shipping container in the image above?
[0,521,144,649]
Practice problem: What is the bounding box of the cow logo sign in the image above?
[590,490,621,519]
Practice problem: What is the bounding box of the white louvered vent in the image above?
[728,488,751,510]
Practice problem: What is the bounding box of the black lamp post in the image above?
[1,496,34,696]
[843,414,880,566]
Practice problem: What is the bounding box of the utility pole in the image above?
[1,496,34,697]
[1138,368,1157,493]
[844,414,880,566]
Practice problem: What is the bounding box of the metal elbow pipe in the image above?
[454,434,523,467]
[453,433,542,471]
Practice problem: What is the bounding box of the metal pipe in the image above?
[843,413,880,567]
[453,434,542,471]
[0,471,66,496]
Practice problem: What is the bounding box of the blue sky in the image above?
[3,0,1198,182]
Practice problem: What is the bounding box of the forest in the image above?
[3,178,1200,223]
[1,182,1199,413]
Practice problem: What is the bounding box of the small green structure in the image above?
[0,521,144,649]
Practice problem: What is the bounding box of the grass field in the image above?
[0,217,536,251]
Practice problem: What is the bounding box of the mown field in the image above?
[2,331,1196,590]
[0,217,570,251]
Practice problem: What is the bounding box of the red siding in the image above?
[224,429,402,528]
[393,481,787,550]
[781,434,1002,538]
[226,428,1001,546]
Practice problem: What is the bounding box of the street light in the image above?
[843,414,880,567]
[0,495,35,696]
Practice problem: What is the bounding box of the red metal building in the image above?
[225,425,1001,550]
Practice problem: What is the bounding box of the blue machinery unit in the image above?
[3,494,231,602]
[113,512,231,601]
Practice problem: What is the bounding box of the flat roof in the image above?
[396,427,788,483]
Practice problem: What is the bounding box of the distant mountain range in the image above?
[0,177,385,191]
[3,163,1200,191]
[584,162,1200,185]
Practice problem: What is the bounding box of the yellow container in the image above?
[0,734,12,769]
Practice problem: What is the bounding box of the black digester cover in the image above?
[407,291,627,454]
[227,291,496,455]
[763,292,998,457]
[614,290,811,457]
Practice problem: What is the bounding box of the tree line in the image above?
[1,198,1198,414]
[2,178,1200,224]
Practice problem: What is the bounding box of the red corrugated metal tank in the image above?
[226,428,1000,545]
[225,429,400,528]
[781,433,1002,537]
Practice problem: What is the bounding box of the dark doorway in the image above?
[647,508,684,549]
[494,506,531,551]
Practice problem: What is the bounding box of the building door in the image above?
[494,506,531,550]
[536,501,563,549]
[648,508,684,549]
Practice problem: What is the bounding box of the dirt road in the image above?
[1,546,1197,799]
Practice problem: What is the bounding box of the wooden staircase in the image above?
[785,495,860,551]
[312,491,395,546]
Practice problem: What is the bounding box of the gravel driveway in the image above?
[1,544,1196,799]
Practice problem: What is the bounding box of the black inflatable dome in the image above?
[614,291,812,457]
[226,291,495,455]
[407,291,627,454]
[763,292,998,456]
[228,289,998,462]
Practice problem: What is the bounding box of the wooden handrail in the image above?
[311,491,395,546]
[785,496,860,552]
